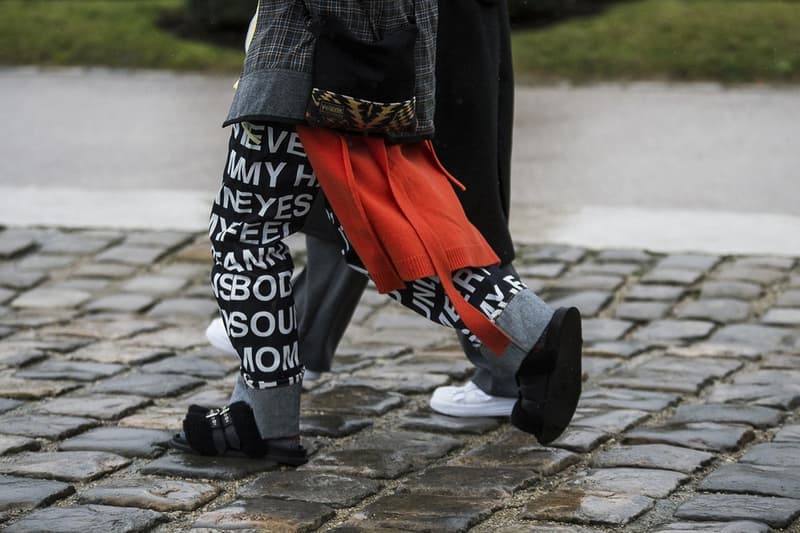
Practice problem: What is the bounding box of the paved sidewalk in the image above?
[0,226,799,531]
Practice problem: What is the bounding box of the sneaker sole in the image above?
[511,307,582,444]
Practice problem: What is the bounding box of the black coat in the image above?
[305,0,515,265]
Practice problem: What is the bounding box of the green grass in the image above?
[3,0,800,83]
[511,0,800,83]
[0,0,244,71]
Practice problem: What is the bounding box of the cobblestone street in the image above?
[0,225,799,532]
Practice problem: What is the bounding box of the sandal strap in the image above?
[206,406,241,454]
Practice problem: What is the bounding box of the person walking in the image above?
[173,0,582,465]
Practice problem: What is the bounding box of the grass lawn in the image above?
[2,0,800,83]
[0,0,244,72]
[511,0,800,83]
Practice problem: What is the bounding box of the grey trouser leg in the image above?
[295,235,368,372]
[459,332,518,398]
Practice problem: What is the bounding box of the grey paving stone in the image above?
[141,452,277,480]
[550,274,624,291]
[36,231,118,255]
[515,262,566,278]
[341,493,494,532]
[714,265,785,285]
[626,284,686,301]
[0,451,130,482]
[641,268,704,285]
[631,320,715,342]
[124,230,192,248]
[3,504,164,533]
[595,249,654,263]
[129,326,210,350]
[16,254,77,271]
[0,233,36,258]
[700,463,800,498]
[239,471,383,508]
[614,301,672,322]
[398,465,536,499]
[193,497,336,531]
[453,429,579,475]
[567,467,688,498]
[148,297,218,319]
[599,370,707,395]
[90,372,203,398]
[41,316,160,340]
[741,442,800,467]
[73,262,137,279]
[582,356,623,379]
[0,309,79,328]
[523,489,654,527]
[38,395,151,420]
[763,352,800,369]
[522,245,587,263]
[96,244,169,265]
[674,493,800,528]
[592,444,714,473]
[572,262,643,277]
[762,308,800,326]
[667,342,763,361]
[60,426,171,458]
[675,299,752,323]
[300,414,372,438]
[579,388,679,412]
[478,525,604,533]
[0,475,74,512]
[393,352,474,378]
[11,288,91,309]
[0,413,97,439]
[0,435,39,456]
[581,318,633,342]
[776,289,800,307]
[140,354,231,379]
[310,430,461,479]
[0,288,15,305]
[550,427,610,453]
[792,274,800,288]
[624,422,754,452]
[302,385,405,416]
[398,411,502,435]
[706,382,800,410]
[637,355,743,381]
[733,368,800,386]
[15,360,125,381]
[120,275,189,294]
[340,372,450,394]
[668,403,784,428]
[584,341,652,359]
[657,254,721,271]
[0,266,46,290]
[0,375,79,399]
[0,398,22,415]
[774,425,800,442]
[572,409,650,433]
[79,478,219,512]
[652,520,770,533]
[732,256,795,270]
[66,341,172,365]
[548,291,610,317]
[117,405,186,431]
[6,334,91,353]
[700,280,763,300]
[85,294,155,313]
[338,343,411,360]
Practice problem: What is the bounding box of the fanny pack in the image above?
[303,2,418,136]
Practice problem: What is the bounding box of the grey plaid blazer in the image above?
[225,0,438,140]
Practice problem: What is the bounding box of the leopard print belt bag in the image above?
[304,10,419,136]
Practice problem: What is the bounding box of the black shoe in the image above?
[169,402,307,466]
[511,307,582,444]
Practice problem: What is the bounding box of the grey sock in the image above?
[230,375,301,440]
[478,288,555,378]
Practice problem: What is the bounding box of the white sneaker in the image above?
[205,318,322,381]
[206,318,236,356]
[429,381,516,417]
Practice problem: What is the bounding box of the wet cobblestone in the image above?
[1,228,800,532]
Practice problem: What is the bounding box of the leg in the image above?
[175,121,317,463]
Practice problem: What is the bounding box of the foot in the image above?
[169,402,307,466]
[205,318,322,380]
[511,307,582,445]
[430,381,516,417]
